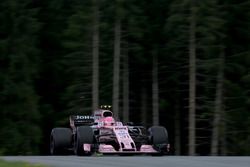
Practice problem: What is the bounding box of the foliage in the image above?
[0,0,41,155]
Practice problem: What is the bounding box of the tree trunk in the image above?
[188,0,196,155]
[122,41,129,122]
[152,51,159,126]
[211,46,225,155]
[220,109,227,155]
[174,103,181,155]
[112,15,121,119]
[141,85,147,126]
[92,0,99,111]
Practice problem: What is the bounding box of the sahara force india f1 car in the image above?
[50,107,170,155]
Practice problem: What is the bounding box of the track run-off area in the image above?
[1,156,250,167]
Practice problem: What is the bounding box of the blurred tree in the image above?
[124,0,148,124]
[223,0,250,155]
[211,47,225,155]
[192,0,228,156]
[165,0,190,155]
[165,0,228,155]
[36,0,74,154]
[62,0,93,115]
[0,0,41,154]
[122,39,129,123]
[152,47,159,125]
[188,0,197,155]
[165,0,198,155]
[92,0,100,111]
[112,0,122,119]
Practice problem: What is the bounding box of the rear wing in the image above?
[70,115,94,127]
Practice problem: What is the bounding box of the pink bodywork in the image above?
[82,109,159,154]
[97,125,158,153]
[85,123,158,153]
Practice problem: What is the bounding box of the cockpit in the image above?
[103,110,113,117]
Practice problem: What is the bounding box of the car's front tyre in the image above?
[50,128,72,155]
[148,126,169,155]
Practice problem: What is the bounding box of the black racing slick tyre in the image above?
[74,126,94,156]
[148,126,169,155]
[149,126,168,145]
[50,128,72,155]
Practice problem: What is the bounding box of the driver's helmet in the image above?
[103,116,115,126]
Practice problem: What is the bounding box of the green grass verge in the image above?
[0,159,48,167]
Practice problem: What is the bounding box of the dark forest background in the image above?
[0,0,250,155]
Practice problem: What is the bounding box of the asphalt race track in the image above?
[2,156,250,167]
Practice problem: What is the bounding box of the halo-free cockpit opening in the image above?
[103,111,113,117]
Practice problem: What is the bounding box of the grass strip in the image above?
[0,159,49,167]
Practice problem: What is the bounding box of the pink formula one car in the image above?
[50,107,170,155]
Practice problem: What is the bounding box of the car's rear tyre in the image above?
[148,126,169,155]
[74,126,94,156]
[50,128,72,155]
